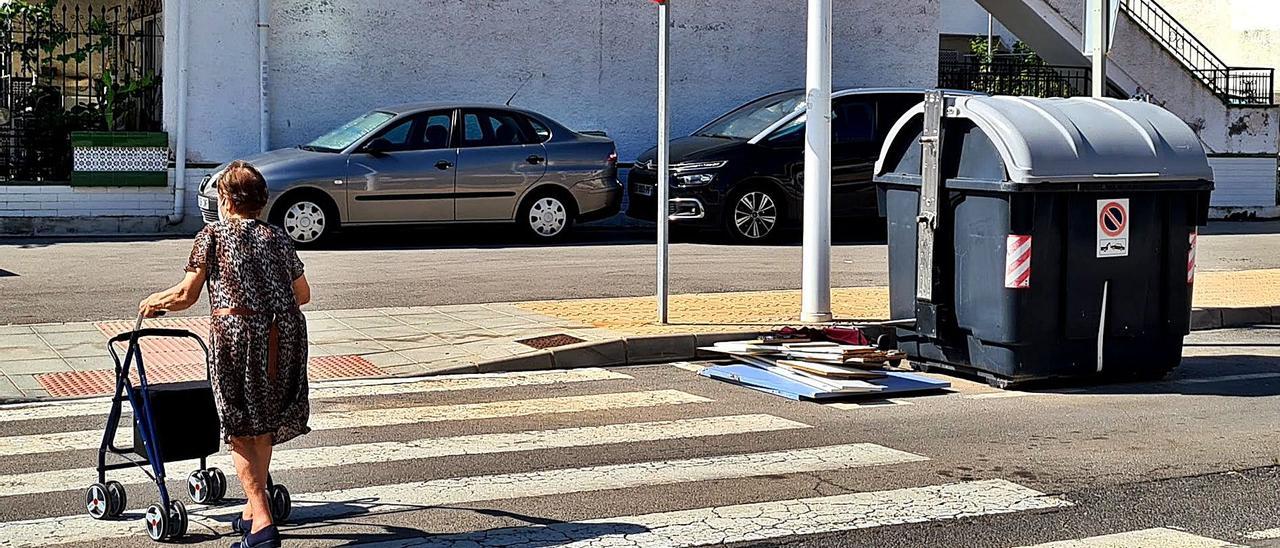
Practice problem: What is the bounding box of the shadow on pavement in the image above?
[1030,354,1280,398]
[284,501,648,547]
[0,234,189,249]
[1199,219,1280,236]
[319,218,888,251]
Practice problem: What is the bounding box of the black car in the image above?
[627,88,953,242]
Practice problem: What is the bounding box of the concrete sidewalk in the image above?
[1,268,1277,401]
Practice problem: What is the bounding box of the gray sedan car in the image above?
[197,103,622,245]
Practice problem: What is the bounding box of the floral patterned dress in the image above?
[187,219,310,445]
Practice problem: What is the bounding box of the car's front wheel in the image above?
[520,193,573,240]
[724,187,782,243]
[274,195,335,247]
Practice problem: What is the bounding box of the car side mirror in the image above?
[363,138,393,155]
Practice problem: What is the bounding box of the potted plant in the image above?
[71,70,167,187]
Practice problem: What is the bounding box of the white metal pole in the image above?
[169,0,189,224]
[656,0,671,324]
[1091,0,1107,97]
[987,14,994,61]
[801,0,833,323]
[258,0,270,152]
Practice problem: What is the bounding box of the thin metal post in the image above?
[801,0,833,323]
[656,0,671,324]
[1091,0,1108,97]
[986,14,994,61]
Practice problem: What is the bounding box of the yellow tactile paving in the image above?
[1194,269,1280,309]
[519,287,890,335]
[519,269,1279,335]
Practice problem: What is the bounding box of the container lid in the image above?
[874,95,1213,186]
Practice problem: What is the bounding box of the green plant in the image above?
[2,0,162,180]
[964,38,1077,98]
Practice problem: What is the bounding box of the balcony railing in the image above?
[1121,0,1275,107]
[938,55,1121,99]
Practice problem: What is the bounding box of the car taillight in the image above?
[607,151,618,165]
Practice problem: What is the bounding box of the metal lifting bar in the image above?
[914,90,947,338]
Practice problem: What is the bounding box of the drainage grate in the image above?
[38,355,384,397]
[516,334,586,350]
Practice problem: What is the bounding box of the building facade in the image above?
[0,0,942,234]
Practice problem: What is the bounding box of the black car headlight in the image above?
[675,172,716,186]
[671,160,726,187]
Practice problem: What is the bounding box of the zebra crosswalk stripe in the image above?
[1013,527,1241,547]
[353,479,1070,548]
[0,414,809,497]
[0,443,931,547]
[0,389,710,457]
[0,368,633,424]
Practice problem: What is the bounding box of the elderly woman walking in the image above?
[139,161,311,548]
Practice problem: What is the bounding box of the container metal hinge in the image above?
[915,90,949,338]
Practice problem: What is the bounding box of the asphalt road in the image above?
[0,326,1277,546]
[0,221,1278,324]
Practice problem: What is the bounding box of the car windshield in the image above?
[694,92,805,140]
[303,111,396,152]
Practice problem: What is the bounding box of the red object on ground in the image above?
[38,355,384,398]
[822,326,872,346]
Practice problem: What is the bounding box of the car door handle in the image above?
[526,155,544,165]
[435,160,454,170]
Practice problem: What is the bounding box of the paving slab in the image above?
[0,376,23,400]
[0,358,71,375]
[0,271,1275,401]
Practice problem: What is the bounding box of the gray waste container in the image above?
[874,93,1213,387]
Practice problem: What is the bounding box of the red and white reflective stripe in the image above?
[1187,230,1197,285]
[1004,235,1032,289]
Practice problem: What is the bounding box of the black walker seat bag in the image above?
[131,379,220,462]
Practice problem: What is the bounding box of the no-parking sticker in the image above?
[1096,199,1129,258]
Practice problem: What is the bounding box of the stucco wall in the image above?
[940,0,1015,42]
[1158,0,1280,97]
[169,0,940,164]
[162,0,261,164]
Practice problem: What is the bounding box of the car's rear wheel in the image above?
[273,194,336,247]
[520,193,573,240]
[725,187,782,243]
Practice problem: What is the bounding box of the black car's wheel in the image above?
[725,187,782,243]
[520,193,573,240]
[273,194,335,247]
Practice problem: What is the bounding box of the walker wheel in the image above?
[105,481,127,518]
[208,467,228,501]
[168,500,188,539]
[85,483,109,520]
[269,484,292,524]
[187,469,218,504]
[144,504,168,541]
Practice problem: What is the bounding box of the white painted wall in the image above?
[940,0,1015,42]
[162,0,260,164]
[173,0,939,164]
[1159,0,1280,98]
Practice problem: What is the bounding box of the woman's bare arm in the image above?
[139,268,207,317]
[293,274,311,306]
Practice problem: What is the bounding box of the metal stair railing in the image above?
[1120,0,1275,106]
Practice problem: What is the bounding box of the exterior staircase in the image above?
[973,0,1280,212]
